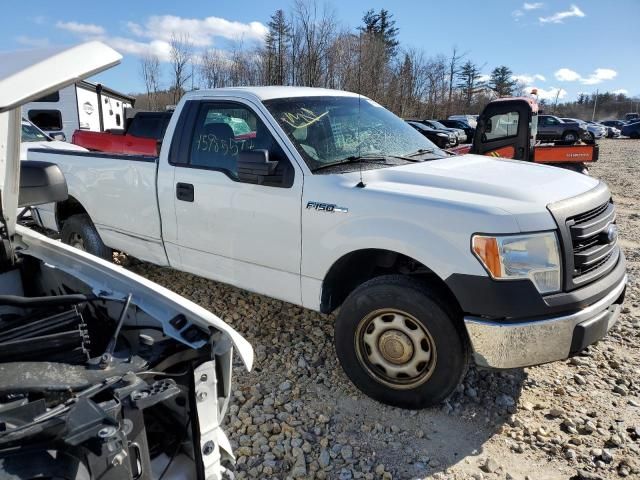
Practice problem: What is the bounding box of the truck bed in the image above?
[72,129,159,156]
[26,148,168,265]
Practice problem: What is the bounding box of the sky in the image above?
[3,0,639,102]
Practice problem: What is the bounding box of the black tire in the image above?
[334,275,468,409]
[630,132,640,139]
[61,214,112,261]
[561,130,578,143]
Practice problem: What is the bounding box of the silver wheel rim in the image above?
[565,133,577,142]
[69,232,85,251]
[355,309,437,390]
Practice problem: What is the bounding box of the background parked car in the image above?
[586,120,608,139]
[537,115,589,143]
[621,121,640,139]
[438,119,475,143]
[418,120,466,144]
[624,112,639,122]
[20,118,87,159]
[406,120,456,148]
[448,114,477,129]
[559,117,602,141]
[601,120,627,130]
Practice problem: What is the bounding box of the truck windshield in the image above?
[21,121,50,143]
[264,96,444,172]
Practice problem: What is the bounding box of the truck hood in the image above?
[0,41,121,240]
[359,153,600,227]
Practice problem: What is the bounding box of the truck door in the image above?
[160,99,303,305]
[470,100,531,160]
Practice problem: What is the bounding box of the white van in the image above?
[21,80,134,141]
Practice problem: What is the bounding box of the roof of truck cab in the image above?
[185,86,363,101]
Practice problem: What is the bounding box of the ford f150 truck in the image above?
[3,42,252,479]
[30,73,627,409]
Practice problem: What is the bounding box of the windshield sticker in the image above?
[280,108,329,129]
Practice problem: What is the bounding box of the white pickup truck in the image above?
[2,42,252,479]
[30,76,627,409]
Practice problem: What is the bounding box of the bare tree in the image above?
[200,49,229,88]
[139,53,161,110]
[292,0,337,87]
[169,33,194,104]
[446,47,464,116]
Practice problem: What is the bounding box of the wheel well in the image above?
[55,196,87,229]
[320,249,461,316]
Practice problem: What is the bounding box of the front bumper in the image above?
[464,274,627,369]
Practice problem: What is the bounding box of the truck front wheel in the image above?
[61,214,112,261]
[334,275,468,409]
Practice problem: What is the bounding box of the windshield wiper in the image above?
[312,155,390,172]
[405,148,437,157]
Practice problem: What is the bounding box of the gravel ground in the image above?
[128,138,639,480]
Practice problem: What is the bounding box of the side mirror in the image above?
[18,161,68,208]
[484,118,492,133]
[51,133,66,141]
[237,150,280,185]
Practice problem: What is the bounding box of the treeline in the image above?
[135,0,638,121]
[552,92,640,121]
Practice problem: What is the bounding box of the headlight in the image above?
[437,133,448,137]
[472,232,561,294]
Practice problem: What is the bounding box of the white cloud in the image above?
[478,74,491,83]
[512,10,524,19]
[523,2,544,10]
[531,86,567,101]
[555,68,582,82]
[539,4,585,23]
[56,21,106,36]
[555,67,617,85]
[105,37,172,62]
[513,73,546,84]
[126,15,268,47]
[582,68,617,85]
[15,35,51,48]
[611,88,628,95]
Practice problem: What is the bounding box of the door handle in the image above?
[176,183,194,202]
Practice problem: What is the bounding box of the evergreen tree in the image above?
[265,9,291,85]
[359,8,399,58]
[489,66,517,97]
[457,60,484,107]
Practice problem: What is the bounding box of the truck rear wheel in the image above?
[61,214,112,261]
[334,275,468,409]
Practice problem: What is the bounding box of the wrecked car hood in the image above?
[0,41,122,239]
[16,224,253,370]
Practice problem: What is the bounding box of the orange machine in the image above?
[465,97,597,173]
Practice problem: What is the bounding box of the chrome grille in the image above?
[568,200,618,279]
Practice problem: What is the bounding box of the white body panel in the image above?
[29,86,602,313]
[75,85,101,132]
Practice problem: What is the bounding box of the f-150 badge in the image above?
[306,201,348,213]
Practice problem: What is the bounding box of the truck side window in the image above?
[188,102,292,186]
[28,110,63,131]
[484,111,519,141]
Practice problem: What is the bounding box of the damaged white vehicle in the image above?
[0,42,253,479]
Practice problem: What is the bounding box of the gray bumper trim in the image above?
[464,275,627,369]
